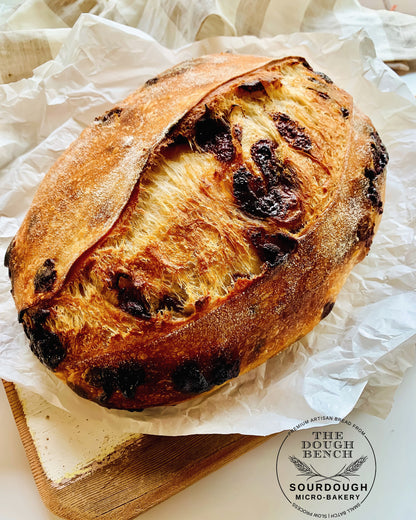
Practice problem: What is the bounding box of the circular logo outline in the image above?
[275,417,377,517]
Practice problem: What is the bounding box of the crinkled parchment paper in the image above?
[0,14,415,436]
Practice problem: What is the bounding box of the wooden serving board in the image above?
[3,381,270,520]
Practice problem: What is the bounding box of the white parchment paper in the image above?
[0,14,415,436]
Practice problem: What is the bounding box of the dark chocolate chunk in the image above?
[24,311,66,370]
[210,357,240,386]
[361,131,387,214]
[117,360,146,399]
[145,76,159,86]
[321,301,335,320]
[116,274,151,320]
[195,111,235,163]
[95,107,122,125]
[315,71,333,84]
[85,366,118,401]
[233,164,299,221]
[233,166,265,218]
[307,87,330,99]
[195,296,209,312]
[172,361,210,394]
[30,332,65,371]
[316,91,330,100]
[249,229,298,267]
[250,139,282,187]
[255,187,296,219]
[366,184,383,213]
[237,80,266,93]
[364,127,386,214]
[171,133,188,147]
[272,113,312,153]
[300,58,313,71]
[22,308,49,337]
[86,361,146,401]
[357,217,375,249]
[157,294,184,313]
[341,107,349,118]
[34,259,57,293]
[369,130,389,175]
[364,167,377,181]
[119,295,151,319]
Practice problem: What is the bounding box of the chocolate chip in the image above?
[119,295,151,319]
[94,107,123,125]
[237,80,265,93]
[85,366,118,401]
[95,107,122,125]
[22,308,49,335]
[195,296,209,312]
[367,184,383,213]
[256,187,298,219]
[315,71,333,84]
[145,76,159,86]
[321,301,335,320]
[85,361,146,401]
[250,139,282,187]
[210,357,240,386]
[171,133,188,147]
[117,360,146,399]
[273,113,312,153]
[249,229,298,267]
[31,332,65,370]
[34,259,57,293]
[233,140,300,223]
[341,107,349,118]
[233,164,299,222]
[307,87,330,99]
[233,166,265,217]
[157,294,184,313]
[300,58,313,71]
[357,217,375,249]
[116,274,151,320]
[369,130,389,175]
[172,361,210,394]
[361,132,387,215]
[317,91,330,100]
[364,167,377,181]
[195,111,235,163]
[24,310,66,370]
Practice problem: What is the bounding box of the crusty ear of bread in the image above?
[6,54,388,410]
[7,53,274,314]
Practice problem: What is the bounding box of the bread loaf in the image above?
[5,54,388,410]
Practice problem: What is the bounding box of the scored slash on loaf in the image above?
[5,54,388,410]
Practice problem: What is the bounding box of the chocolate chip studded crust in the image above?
[6,54,388,410]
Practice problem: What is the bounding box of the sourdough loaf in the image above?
[5,54,388,410]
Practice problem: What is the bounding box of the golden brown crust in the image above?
[6,54,388,410]
[8,53,274,314]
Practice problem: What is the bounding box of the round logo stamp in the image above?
[276,416,376,518]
